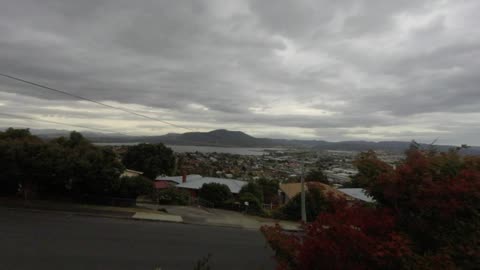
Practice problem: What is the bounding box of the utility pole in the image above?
[300,161,307,222]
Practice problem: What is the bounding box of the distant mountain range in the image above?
[25,128,480,155]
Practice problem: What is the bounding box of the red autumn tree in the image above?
[351,150,394,189]
[261,199,412,270]
[365,149,480,269]
[262,148,480,269]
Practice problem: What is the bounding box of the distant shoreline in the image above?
[94,143,287,155]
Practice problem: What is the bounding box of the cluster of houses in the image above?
[278,182,373,204]
[123,168,373,206]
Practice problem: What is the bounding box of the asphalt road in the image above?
[0,208,274,270]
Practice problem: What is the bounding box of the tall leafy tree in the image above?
[305,169,329,184]
[239,182,264,202]
[53,132,124,197]
[198,183,232,207]
[0,129,124,198]
[257,178,279,204]
[111,176,153,199]
[0,128,48,196]
[347,150,393,189]
[122,143,175,179]
[277,188,329,222]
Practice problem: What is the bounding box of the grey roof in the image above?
[176,177,247,194]
[155,174,202,184]
[338,188,375,203]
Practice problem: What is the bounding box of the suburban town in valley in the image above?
[2,0,480,269]
[118,146,401,201]
[1,127,415,269]
[129,147,384,204]
[114,145,404,184]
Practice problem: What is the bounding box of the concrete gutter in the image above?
[132,212,183,223]
[1,198,300,231]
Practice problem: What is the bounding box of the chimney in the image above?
[182,173,187,183]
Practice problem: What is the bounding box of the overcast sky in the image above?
[0,0,479,144]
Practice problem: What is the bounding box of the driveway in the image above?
[137,203,300,230]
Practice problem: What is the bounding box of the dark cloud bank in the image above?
[0,0,479,145]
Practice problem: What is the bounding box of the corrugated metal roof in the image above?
[155,174,202,184]
[338,188,374,203]
[175,177,247,194]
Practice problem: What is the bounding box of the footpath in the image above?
[0,198,300,231]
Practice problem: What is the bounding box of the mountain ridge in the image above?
[14,128,480,154]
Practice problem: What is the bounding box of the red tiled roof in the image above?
[154,181,172,189]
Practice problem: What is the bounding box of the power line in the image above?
[0,73,195,132]
[0,112,130,136]
[0,73,229,146]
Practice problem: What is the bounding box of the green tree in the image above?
[111,176,153,199]
[0,128,37,140]
[0,128,60,196]
[350,150,393,189]
[156,187,190,205]
[257,178,279,204]
[239,182,263,202]
[198,183,232,207]
[0,129,124,198]
[277,188,329,222]
[239,192,263,214]
[66,131,90,147]
[305,169,329,183]
[61,132,124,197]
[122,143,175,179]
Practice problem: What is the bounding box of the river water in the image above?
[95,142,283,156]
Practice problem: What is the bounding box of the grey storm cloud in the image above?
[0,0,479,144]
